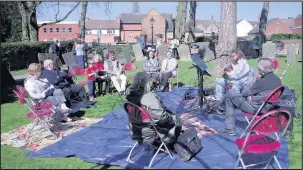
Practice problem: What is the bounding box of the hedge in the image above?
[269,33,302,41]
[0,40,73,71]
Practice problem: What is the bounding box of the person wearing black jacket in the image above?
[218,58,282,136]
[42,59,88,106]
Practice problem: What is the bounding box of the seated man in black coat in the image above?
[42,59,88,106]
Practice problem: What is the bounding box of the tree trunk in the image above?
[259,2,269,56]
[188,1,196,43]
[175,1,188,40]
[18,2,30,42]
[80,1,88,39]
[213,2,237,76]
[28,2,39,41]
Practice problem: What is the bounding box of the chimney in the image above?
[288,17,294,20]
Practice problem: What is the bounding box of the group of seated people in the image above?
[143,47,178,91]
[124,48,282,147]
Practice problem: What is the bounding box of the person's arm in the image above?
[227,59,249,79]
[161,59,166,73]
[149,59,159,72]
[143,58,149,72]
[242,79,262,97]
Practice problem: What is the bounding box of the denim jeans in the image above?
[87,80,95,97]
[222,89,257,130]
[75,55,85,68]
[215,78,246,100]
[160,72,173,87]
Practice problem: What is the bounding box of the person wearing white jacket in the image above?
[104,51,127,95]
[24,63,72,114]
[214,49,256,100]
[159,51,178,91]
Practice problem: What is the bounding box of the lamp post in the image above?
[150,17,155,47]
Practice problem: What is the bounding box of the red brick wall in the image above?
[121,24,141,42]
[39,24,79,41]
[295,15,302,26]
[141,9,166,44]
[266,18,293,35]
[292,28,302,34]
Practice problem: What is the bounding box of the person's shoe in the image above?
[218,128,236,136]
[60,108,72,114]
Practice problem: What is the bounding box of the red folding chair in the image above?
[235,108,291,169]
[123,101,173,168]
[242,85,284,125]
[13,87,59,145]
[124,62,137,85]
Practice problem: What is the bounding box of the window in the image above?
[43,28,47,33]
[277,22,279,25]
[50,28,53,33]
[107,30,113,34]
[68,28,72,33]
[56,28,59,33]
[62,27,66,33]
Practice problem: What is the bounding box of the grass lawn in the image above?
[2,57,302,169]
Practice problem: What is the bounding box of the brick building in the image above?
[266,17,295,35]
[85,18,121,44]
[120,9,174,44]
[38,21,79,41]
[291,15,302,34]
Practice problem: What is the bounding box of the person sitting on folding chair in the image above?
[24,63,72,122]
[217,58,282,136]
[104,51,127,95]
[42,59,89,107]
[143,47,160,82]
[92,54,111,96]
[125,72,181,146]
[159,51,178,92]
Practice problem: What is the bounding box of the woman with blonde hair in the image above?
[24,63,72,116]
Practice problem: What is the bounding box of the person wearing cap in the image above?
[143,47,160,81]
[104,51,127,95]
[159,51,178,91]
[170,38,180,59]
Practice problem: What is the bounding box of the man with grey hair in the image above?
[217,58,282,136]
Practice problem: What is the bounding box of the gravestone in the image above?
[62,52,77,66]
[262,41,277,58]
[177,44,191,61]
[132,44,143,61]
[38,53,63,67]
[287,46,296,63]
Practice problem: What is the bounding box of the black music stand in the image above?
[190,53,211,108]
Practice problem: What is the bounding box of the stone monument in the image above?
[262,41,277,58]
[177,44,191,61]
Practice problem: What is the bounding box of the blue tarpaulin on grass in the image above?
[26,87,290,169]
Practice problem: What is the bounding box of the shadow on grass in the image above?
[1,89,18,104]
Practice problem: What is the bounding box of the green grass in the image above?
[10,69,28,76]
[1,58,302,169]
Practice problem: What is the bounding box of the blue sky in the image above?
[37,2,302,22]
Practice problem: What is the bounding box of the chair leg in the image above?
[126,141,138,163]
[235,150,243,169]
[149,143,164,168]
[274,154,282,169]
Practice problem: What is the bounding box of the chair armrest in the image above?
[31,102,53,109]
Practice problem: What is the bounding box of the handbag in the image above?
[173,128,203,161]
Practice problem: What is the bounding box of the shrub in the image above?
[195,36,213,43]
[269,33,302,41]
[0,40,73,71]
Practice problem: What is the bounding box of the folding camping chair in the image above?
[123,101,173,168]
[124,61,138,86]
[235,108,291,169]
[241,85,285,126]
[13,86,59,145]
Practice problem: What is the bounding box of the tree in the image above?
[0,1,22,42]
[79,1,88,39]
[188,1,197,43]
[259,2,269,55]
[213,2,237,76]
[132,2,140,13]
[17,2,80,42]
[174,1,188,39]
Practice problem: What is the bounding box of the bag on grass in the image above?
[173,128,203,161]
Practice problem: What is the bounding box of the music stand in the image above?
[190,53,211,108]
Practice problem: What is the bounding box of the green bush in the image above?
[0,40,73,71]
[269,33,302,41]
[195,36,213,43]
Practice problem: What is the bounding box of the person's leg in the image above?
[70,84,88,103]
[44,96,59,107]
[215,78,227,100]
[111,75,122,92]
[160,72,172,88]
[52,89,67,104]
[87,80,94,98]
[62,87,71,102]
[232,80,245,93]
[105,77,111,93]
[120,74,127,92]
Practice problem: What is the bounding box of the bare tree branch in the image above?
[55,2,60,21]
[38,2,80,28]
[104,2,112,17]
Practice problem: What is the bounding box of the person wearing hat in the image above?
[143,47,160,81]
[159,51,178,91]
[170,38,180,59]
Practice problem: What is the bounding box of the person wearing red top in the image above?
[93,54,111,96]
[86,60,97,101]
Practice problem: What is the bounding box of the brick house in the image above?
[120,9,174,44]
[85,18,121,44]
[38,21,79,41]
[266,18,295,35]
[291,15,302,34]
